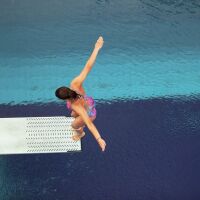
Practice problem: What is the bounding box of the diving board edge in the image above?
[0,116,81,155]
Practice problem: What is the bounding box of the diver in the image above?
[55,36,106,152]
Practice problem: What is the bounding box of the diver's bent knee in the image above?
[71,112,78,118]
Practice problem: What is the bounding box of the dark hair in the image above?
[55,86,82,100]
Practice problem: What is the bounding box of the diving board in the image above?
[0,116,81,155]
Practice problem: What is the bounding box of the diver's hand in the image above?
[97,137,106,152]
[95,36,104,50]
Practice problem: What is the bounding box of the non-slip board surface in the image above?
[0,116,81,155]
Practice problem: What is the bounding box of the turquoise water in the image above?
[0,0,200,104]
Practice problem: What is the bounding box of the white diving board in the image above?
[0,116,81,155]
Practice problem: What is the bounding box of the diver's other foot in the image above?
[72,126,85,141]
[72,131,85,141]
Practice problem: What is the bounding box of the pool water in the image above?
[0,0,200,104]
[0,0,200,199]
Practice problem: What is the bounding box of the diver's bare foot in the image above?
[72,132,85,141]
[72,127,85,141]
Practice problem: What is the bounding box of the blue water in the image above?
[1,101,200,200]
[1,0,200,199]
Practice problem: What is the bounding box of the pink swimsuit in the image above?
[66,95,96,118]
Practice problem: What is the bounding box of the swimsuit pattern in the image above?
[66,95,96,118]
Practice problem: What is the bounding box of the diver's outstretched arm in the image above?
[71,36,104,87]
[84,36,104,71]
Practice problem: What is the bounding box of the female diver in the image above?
[55,36,106,152]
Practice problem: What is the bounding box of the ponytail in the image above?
[55,86,82,100]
